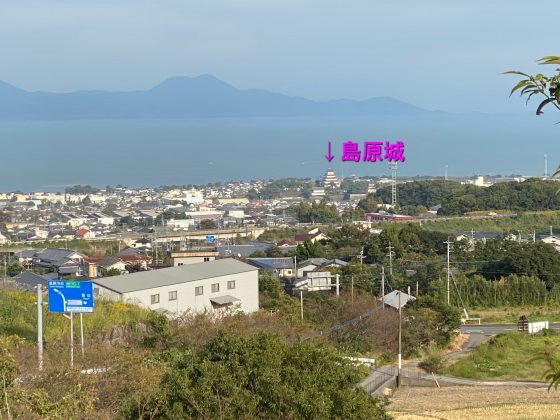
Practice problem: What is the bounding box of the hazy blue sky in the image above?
[1,1,558,112]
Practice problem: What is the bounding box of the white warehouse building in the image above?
[93,258,259,315]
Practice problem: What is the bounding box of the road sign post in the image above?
[37,284,43,371]
[48,281,94,367]
[70,313,74,367]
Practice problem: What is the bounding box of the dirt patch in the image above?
[391,404,560,420]
[389,386,560,419]
[445,333,469,353]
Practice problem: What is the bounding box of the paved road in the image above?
[360,322,557,394]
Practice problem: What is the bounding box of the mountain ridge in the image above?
[0,75,433,120]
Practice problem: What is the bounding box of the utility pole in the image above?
[37,284,43,371]
[351,275,354,305]
[444,240,453,305]
[300,290,304,321]
[353,247,365,265]
[386,244,394,276]
[335,274,340,297]
[397,291,402,387]
[381,266,385,308]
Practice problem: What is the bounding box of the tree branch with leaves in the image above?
[506,56,560,115]
[507,56,560,179]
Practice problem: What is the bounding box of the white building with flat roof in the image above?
[93,258,259,315]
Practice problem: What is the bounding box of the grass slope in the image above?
[0,288,151,342]
[443,331,558,381]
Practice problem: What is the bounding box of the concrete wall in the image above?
[173,256,216,266]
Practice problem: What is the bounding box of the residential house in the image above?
[131,238,152,249]
[117,248,151,270]
[216,243,270,258]
[89,213,114,226]
[76,227,96,239]
[0,232,7,244]
[32,248,85,276]
[247,257,295,278]
[294,228,330,245]
[93,258,259,315]
[12,271,48,291]
[296,258,329,278]
[171,249,219,266]
[98,256,127,274]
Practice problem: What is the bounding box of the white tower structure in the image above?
[390,162,397,206]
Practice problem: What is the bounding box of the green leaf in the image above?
[520,85,536,95]
[510,80,529,96]
[503,70,530,77]
[539,56,560,65]
[525,90,540,104]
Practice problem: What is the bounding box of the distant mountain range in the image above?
[0,75,433,120]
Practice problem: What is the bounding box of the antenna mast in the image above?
[390,162,397,207]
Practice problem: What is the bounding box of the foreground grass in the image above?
[443,331,558,381]
[390,386,560,420]
[0,288,152,342]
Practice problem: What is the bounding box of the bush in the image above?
[419,354,445,373]
[122,332,392,419]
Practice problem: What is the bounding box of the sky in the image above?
[0,1,559,113]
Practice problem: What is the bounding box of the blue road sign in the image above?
[205,235,215,243]
[48,280,94,313]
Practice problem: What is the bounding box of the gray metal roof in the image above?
[93,258,258,294]
[13,271,48,290]
[247,257,294,270]
[383,290,416,310]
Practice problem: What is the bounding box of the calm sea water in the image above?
[0,113,557,191]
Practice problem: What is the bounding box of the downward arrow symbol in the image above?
[325,142,334,162]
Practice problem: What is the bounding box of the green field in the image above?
[443,331,558,381]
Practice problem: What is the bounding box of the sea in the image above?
[0,112,558,192]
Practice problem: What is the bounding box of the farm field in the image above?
[389,386,560,419]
